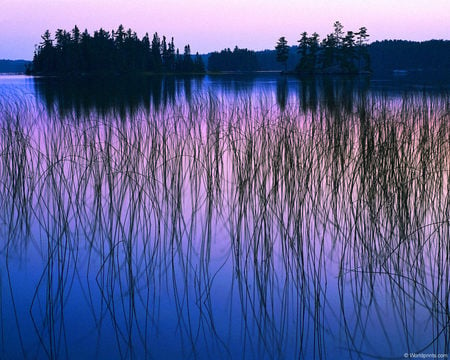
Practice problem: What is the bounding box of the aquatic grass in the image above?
[0,88,448,358]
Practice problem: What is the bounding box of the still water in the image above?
[0,74,448,359]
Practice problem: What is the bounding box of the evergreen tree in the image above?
[114,25,125,47]
[80,29,92,72]
[175,48,182,71]
[275,37,289,71]
[296,32,319,73]
[309,33,320,71]
[151,32,162,72]
[72,26,81,44]
[70,26,82,73]
[30,26,204,75]
[294,21,371,74]
[167,38,176,71]
[182,45,193,72]
[298,32,309,59]
[355,27,370,71]
[91,28,114,73]
[333,21,344,48]
[34,30,56,73]
[142,33,152,71]
[161,36,169,70]
[342,31,356,72]
[321,34,337,70]
[333,21,344,66]
[54,29,71,73]
[208,47,259,72]
[194,52,205,72]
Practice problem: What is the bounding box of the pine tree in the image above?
[30,26,203,75]
[275,37,289,72]
[151,32,162,72]
[194,52,205,72]
[355,27,370,71]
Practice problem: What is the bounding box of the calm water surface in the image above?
[0,74,448,359]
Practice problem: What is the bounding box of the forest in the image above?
[369,39,450,75]
[0,59,30,73]
[29,25,205,75]
[269,38,449,77]
[275,21,371,74]
[17,23,450,78]
[207,47,259,72]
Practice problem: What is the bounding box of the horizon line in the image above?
[1,37,449,62]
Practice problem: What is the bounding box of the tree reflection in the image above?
[33,75,204,118]
[0,88,448,358]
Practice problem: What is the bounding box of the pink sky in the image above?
[1,0,449,59]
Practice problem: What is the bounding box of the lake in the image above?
[0,74,448,359]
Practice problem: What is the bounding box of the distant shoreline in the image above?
[2,39,450,79]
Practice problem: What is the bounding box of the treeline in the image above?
[30,25,205,75]
[369,40,450,75]
[208,47,259,72]
[251,49,299,72]
[0,59,31,73]
[236,40,450,76]
[21,24,450,76]
[275,21,371,74]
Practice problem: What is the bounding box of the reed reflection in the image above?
[0,87,448,359]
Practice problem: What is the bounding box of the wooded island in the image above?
[30,25,205,75]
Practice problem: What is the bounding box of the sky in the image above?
[1,0,449,60]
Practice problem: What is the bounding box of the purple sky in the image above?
[1,0,449,59]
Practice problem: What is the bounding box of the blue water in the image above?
[0,75,448,359]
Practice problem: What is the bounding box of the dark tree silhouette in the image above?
[275,37,289,71]
[167,38,176,71]
[341,31,357,72]
[181,45,193,72]
[194,52,205,73]
[368,39,450,76]
[151,32,162,72]
[33,30,56,74]
[30,26,204,75]
[355,27,370,72]
[208,47,259,72]
[291,21,371,75]
[296,32,319,73]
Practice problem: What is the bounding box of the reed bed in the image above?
[0,90,448,359]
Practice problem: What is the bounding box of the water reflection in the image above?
[276,77,288,111]
[32,74,377,116]
[34,75,205,118]
[0,78,449,359]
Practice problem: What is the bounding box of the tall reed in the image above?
[0,88,448,358]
